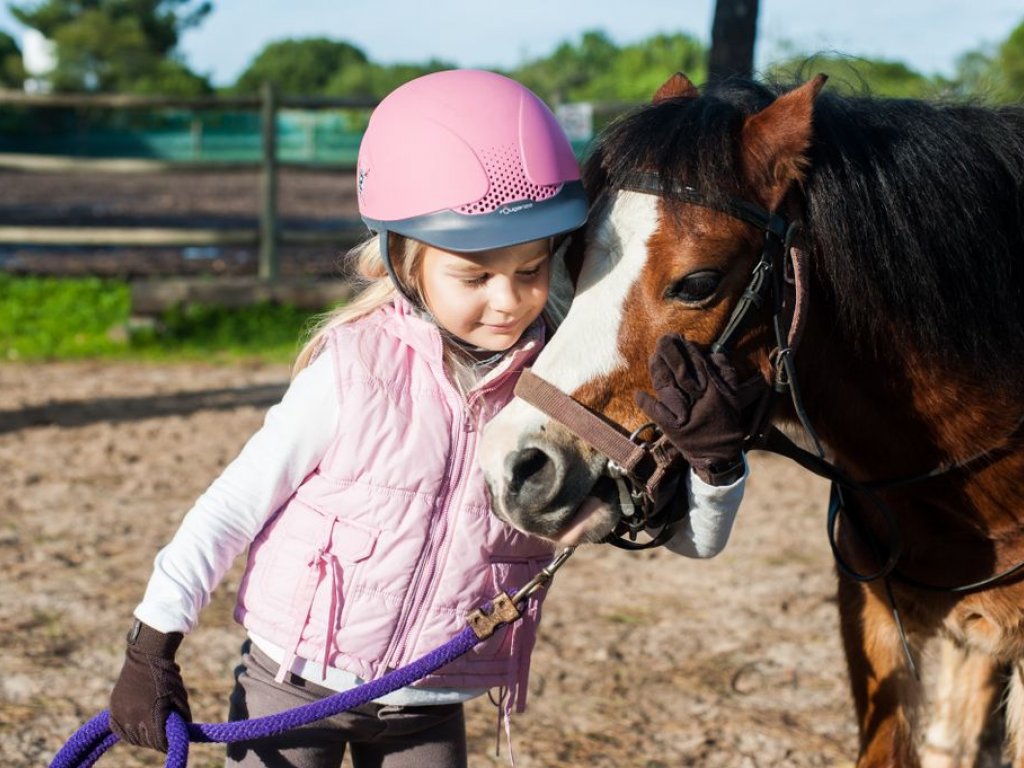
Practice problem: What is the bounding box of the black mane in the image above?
[585,78,1024,387]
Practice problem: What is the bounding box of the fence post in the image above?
[259,81,279,281]
[190,115,203,160]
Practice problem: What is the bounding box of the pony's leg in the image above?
[1004,659,1024,767]
[921,638,1004,768]
[838,576,923,768]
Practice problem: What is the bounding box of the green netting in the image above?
[0,108,372,164]
[0,107,593,164]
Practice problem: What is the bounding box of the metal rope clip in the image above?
[467,547,575,640]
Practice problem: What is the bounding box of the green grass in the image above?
[0,275,322,363]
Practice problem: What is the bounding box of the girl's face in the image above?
[419,238,551,351]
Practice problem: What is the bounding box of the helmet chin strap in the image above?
[379,230,421,307]
[379,230,512,363]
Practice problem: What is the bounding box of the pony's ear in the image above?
[740,74,827,209]
[653,73,699,103]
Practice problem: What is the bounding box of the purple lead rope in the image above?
[51,627,480,768]
[50,547,575,768]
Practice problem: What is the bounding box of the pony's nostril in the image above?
[507,447,556,498]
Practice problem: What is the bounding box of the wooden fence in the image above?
[0,85,377,309]
[0,89,628,311]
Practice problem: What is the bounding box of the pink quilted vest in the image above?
[234,299,555,711]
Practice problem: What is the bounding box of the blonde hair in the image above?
[293,234,420,375]
[293,233,572,387]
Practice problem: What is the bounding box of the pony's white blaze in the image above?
[480,192,660,473]
[537,192,660,391]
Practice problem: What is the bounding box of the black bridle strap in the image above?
[618,171,789,237]
[617,171,800,358]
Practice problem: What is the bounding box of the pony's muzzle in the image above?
[504,444,563,513]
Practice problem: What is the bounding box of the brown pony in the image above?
[478,74,1024,766]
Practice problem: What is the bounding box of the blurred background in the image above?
[2,4,1023,766]
[0,0,1022,362]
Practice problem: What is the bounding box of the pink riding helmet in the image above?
[356,69,587,296]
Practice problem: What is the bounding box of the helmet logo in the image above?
[499,201,534,215]
[358,166,370,197]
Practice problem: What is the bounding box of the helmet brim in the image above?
[363,181,588,253]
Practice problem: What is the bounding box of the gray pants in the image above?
[225,642,468,768]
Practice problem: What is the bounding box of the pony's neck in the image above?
[790,305,1019,481]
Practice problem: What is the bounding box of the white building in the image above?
[21,28,56,93]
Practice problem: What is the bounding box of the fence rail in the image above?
[0,88,622,312]
[0,85,375,285]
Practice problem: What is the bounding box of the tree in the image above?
[576,33,707,101]
[324,60,455,100]
[0,30,25,88]
[511,30,618,104]
[9,0,211,93]
[511,30,706,104]
[233,38,369,95]
[994,18,1024,102]
[708,0,759,81]
[767,53,935,99]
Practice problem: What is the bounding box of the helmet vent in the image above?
[455,144,561,214]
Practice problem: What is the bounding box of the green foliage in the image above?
[127,57,210,96]
[995,19,1024,102]
[230,36,455,101]
[323,59,455,100]
[942,49,1002,100]
[233,37,369,95]
[512,30,707,103]
[10,0,211,55]
[9,0,211,94]
[512,30,619,103]
[0,275,131,359]
[143,301,312,358]
[0,28,25,87]
[766,53,937,99]
[0,275,317,363]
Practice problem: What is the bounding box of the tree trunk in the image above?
[708,0,759,81]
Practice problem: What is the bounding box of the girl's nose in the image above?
[488,278,519,312]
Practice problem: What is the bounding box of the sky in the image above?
[2,0,1023,87]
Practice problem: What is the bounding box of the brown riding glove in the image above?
[109,620,191,752]
[634,334,766,485]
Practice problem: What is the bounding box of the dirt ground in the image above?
[0,167,913,766]
[0,359,871,767]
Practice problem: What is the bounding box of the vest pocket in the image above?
[247,500,379,618]
[327,517,379,564]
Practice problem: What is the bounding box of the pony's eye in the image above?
[665,270,723,303]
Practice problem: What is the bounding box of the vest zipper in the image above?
[381,387,469,670]
[380,369,519,672]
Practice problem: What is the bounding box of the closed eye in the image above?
[664,269,723,304]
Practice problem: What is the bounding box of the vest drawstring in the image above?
[316,549,344,681]
[489,687,516,766]
[274,544,343,684]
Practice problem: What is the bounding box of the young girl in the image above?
[107,69,755,768]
